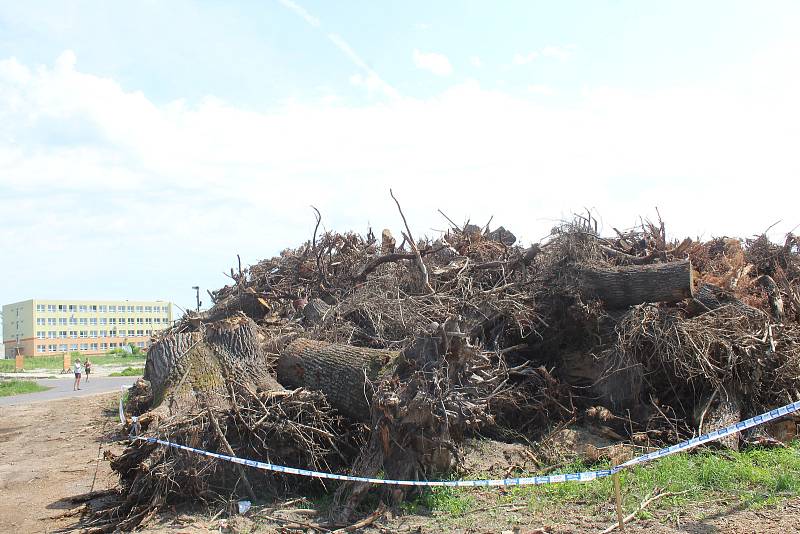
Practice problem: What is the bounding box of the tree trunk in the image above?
[277,339,397,422]
[578,259,693,308]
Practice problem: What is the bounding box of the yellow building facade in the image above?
[2,299,172,358]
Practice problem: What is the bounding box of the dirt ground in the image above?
[0,394,123,533]
[1,394,799,533]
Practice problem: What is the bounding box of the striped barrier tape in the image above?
[118,385,800,487]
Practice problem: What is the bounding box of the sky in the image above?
[1,0,799,316]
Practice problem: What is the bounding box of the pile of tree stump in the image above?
[95,206,800,531]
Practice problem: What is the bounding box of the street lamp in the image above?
[191,286,202,312]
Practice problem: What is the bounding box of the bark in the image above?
[145,317,280,409]
[277,339,397,422]
[578,259,694,308]
[691,283,763,318]
[695,388,741,450]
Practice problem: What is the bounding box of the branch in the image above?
[600,489,689,533]
[390,189,433,293]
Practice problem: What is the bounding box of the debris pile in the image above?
[95,204,800,531]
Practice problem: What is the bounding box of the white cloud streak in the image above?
[276,0,399,98]
[277,0,320,27]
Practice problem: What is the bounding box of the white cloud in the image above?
[513,45,576,65]
[527,84,555,96]
[2,46,800,308]
[470,56,482,68]
[413,49,453,76]
[541,44,576,61]
[512,51,539,65]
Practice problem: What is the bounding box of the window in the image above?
[59,331,67,338]
[99,318,107,325]
[70,344,78,351]
[145,318,152,324]
[145,306,152,312]
[59,318,67,325]
[49,344,57,352]
[162,306,169,313]
[59,344,67,351]
[110,342,118,348]
[134,305,142,312]
[128,329,136,336]
[136,318,143,324]
[80,343,88,351]
[37,318,46,325]
[99,305,107,312]
[99,330,107,337]
[89,330,98,337]
[69,317,77,325]
[137,342,145,348]
[48,318,57,326]
[109,329,117,337]
[70,331,77,338]
[109,318,116,325]
[90,343,98,350]
[90,305,97,312]
[146,329,153,335]
[37,345,45,353]
[136,329,144,336]
[48,331,57,338]
[68,304,77,312]
[80,331,88,338]
[127,305,134,312]
[58,304,66,312]
[47,304,56,312]
[89,318,97,325]
[36,304,45,312]
[79,318,87,325]
[100,343,108,350]
[128,318,134,324]
[108,305,116,312]
[37,331,45,339]
[79,305,87,312]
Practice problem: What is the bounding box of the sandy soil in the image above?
[1,394,799,533]
[0,394,123,534]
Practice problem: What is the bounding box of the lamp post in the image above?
[192,286,202,312]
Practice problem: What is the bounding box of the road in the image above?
[0,375,135,406]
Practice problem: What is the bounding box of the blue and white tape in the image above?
[118,385,800,487]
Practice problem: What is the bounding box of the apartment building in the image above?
[2,299,172,358]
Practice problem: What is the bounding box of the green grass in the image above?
[404,442,800,522]
[0,353,146,372]
[0,379,51,397]
[109,366,144,377]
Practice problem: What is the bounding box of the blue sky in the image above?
[1,1,799,315]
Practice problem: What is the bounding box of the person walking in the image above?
[84,358,92,382]
[73,358,83,391]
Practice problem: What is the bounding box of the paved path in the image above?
[0,375,135,406]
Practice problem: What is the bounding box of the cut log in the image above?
[277,339,397,422]
[578,259,693,308]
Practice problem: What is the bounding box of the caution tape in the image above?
[118,385,800,487]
